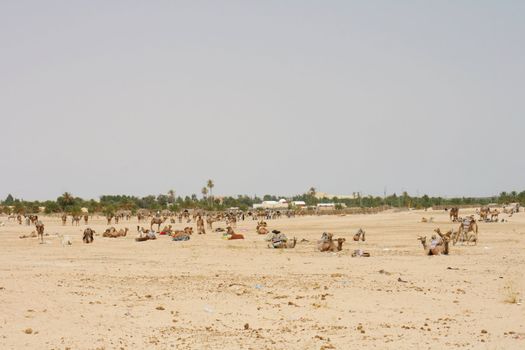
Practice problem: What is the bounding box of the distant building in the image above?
[316,203,336,210]
[291,201,306,208]
[253,199,289,209]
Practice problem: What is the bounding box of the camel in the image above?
[196,216,206,234]
[225,226,244,240]
[61,213,67,225]
[28,215,39,224]
[135,226,156,241]
[490,209,500,222]
[83,214,89,225]
[318,235,346,252]
[106,214,114,225]
[35,221,45,244]
[72,215,81,226]
[449,207,459,222]
[256,221,269,235]
[455,217,478,245]
[103,227,128,238]
[17,215,22,225]
[116,227,128,237]
[83,228,95,243]
[353,228,366,241]
[418,229,451,255]
[150,217,164,231]
[478,207,490,222]
[171,227,193,241]
[102,227,118,238]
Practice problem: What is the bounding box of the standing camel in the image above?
[35,220,45,244]
[150,217,164,231]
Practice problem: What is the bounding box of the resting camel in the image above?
[256,221,269,235]
[171,227,193,240]
[317,232,345,252]
[150,217,164,231]
[83,228,95,243]
[449,207,459,222]
[102,227,128,238]
[35,220,45,244]
[418,229,451,255]
[135,226,156,241]
[225,226,244,240]
[353,228,366,241]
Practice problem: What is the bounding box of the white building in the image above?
[253,199,289,209]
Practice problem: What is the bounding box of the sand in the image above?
[0,209,524,349]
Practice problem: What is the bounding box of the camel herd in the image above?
[6,204,522,256]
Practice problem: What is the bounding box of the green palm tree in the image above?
[207,179,214,197]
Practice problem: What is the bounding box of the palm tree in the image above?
[201,187,208,198]
[207,179,214,197]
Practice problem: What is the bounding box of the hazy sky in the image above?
[1,1,524,200]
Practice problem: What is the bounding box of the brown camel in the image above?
[418,232,450,256]
[353,228,366,241]
[226,226,244,240]
[83,214,89,225]
[478,207,490,221]
[171,227,193,239]
[35,220,45,244]
[61,213,67,225]
[318,237,346,252]
[150,217,164,231]
[256,221,269,235]
[449,207,459,222]
[490,209,500,222]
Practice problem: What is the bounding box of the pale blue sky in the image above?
[1,1,524,200]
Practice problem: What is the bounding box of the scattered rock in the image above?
[244,323,250,330]
[24,328,33,334]
[156,306,165,311]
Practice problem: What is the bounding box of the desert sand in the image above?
[0,209,523,349]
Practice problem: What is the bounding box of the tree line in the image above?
[1,187,524,215]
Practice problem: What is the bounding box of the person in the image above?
[429,235,439,249]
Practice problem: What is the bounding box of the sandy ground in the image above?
[0,209,524,350]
